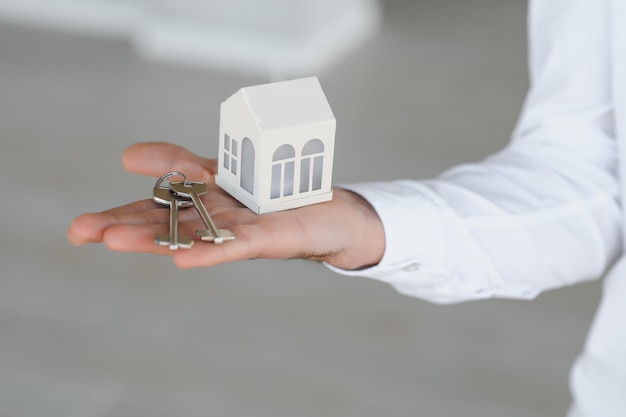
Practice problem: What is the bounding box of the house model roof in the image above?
[236,76,335,132]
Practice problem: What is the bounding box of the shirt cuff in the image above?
[326,180,448,281]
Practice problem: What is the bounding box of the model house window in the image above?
[223,134,238,175]
[300,139,324,193]
[271,144,295,199]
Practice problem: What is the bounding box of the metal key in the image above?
[170,180,235,244]
[153,184,194,250]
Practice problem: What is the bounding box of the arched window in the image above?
[271,145,295,199]
[300,139,324,193]
[240,138,254,195]
[302,138,324,155]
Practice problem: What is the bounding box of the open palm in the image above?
[67,142,384,270]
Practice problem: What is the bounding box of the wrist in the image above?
[325,188,385,270]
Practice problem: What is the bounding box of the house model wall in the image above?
[215,76,336,214]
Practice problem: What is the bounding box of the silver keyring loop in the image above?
[154,171,187,189]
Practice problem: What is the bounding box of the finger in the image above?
[67,199,164,245]
[67,212,109,245]
[102,216,208,254]
[66,187,238,247]
[102,223,175,255]
[122,142,218,181]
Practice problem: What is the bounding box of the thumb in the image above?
[122,142,217,181]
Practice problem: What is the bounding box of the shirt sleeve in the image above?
[327,0,622,304]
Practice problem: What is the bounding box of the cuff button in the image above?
[402,263,420,272]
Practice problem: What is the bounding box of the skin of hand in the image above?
[66,142,386,270]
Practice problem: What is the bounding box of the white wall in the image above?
[0,0,381,79]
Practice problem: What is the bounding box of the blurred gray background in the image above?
[0,1,602,416]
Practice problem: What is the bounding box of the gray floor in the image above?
[0,1,603,416]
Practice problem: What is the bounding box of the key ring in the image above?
[154,171,187,189]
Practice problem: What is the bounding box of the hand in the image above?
[67,142,385,270]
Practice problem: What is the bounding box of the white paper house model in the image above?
[215,77,336,214]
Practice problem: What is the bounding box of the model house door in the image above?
[271,144,295,199]
[240,138,255,194]
[299,139,324,193]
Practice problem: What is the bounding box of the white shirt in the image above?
[330,1,626,415]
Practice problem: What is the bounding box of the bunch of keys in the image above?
[153,171,236,250]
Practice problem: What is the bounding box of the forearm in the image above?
[331,144,621,303]
[328,0,622,303]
